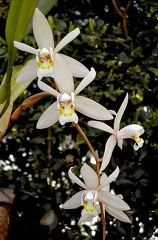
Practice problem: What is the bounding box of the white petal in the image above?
[36,101,59,129]
[78,204,100,224]
[74,68,96,95]
[80,163,99,189]
[117,139,123,149]
[14,41,36,54]
[78,213,95,224]
[75,96,113,120]
[59,112,78,125]
[37,79,59,97]
[54,53,74,94]
[16,59,37,84]
[100,173,108,183]
[100,135,117,172]
[118,124,144,139]
[100,173,110,192]
[134,139,144,150]
[98,191,130,210]
[62,191,84,209]
[59,54,89,77]
[88,120,114,134]
[114,93,128,132]
[109,110,117,115]
[98,166,119,190]
[33,8,54,49]
[68,167,89,190]
[54,28,80,53]
[106,206,131,223]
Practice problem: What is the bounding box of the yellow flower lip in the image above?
[36,48,53,70]
[57,92,78,125]
[81,190,97,214]
[82,200,97,213]
[132,135,141,143]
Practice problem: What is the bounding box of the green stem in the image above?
[0,50,15,115]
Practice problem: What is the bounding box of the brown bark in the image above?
[0,188,15,240]
[0,204,11,240]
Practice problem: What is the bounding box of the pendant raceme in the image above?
[14,8,89,83]
[88,93,145,171]
[62,163,131,224]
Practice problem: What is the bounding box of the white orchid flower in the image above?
[88,93,145,171]
[14,8,89,83]
[36,63,113,128]
[62,163,130,224]
[79,173,131,224]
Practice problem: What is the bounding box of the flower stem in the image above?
[7,92,51,131]
[72,122,98,161]
[72,122,106,240]
[100,203,106,240]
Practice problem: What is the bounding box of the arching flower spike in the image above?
[14,8,89,83]
[88,93,145,171]
[36,61,113,128]
[62,163,130,224]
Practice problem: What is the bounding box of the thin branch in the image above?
[112,0,124,18]
[111,0,132,39]
[7,91,51,132]
[9,92,51,123]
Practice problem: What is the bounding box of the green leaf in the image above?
[11,64,34,102]
[118,52,133,64]
[0,0,58,113]
[5,0,39,50]
[148,67,158,76]
[0,0,39,113]
[5,0,39,74]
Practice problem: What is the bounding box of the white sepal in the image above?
[54,53,74,94]
[62,191,84,209]
[33,8,54,49]
[59,54,89,78]
[98,191,130,210]
[54,28,80,53]
[36,101,59,129]
[75,96,113,120]
[88,120,114,134]
[100,135,117,172]
[74,68,96,95]
[14,41,36,54]
[81,163,98,189]
[68,167,89,190]
[114,93,128,132]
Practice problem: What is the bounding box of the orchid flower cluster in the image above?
[14,8,145,234]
